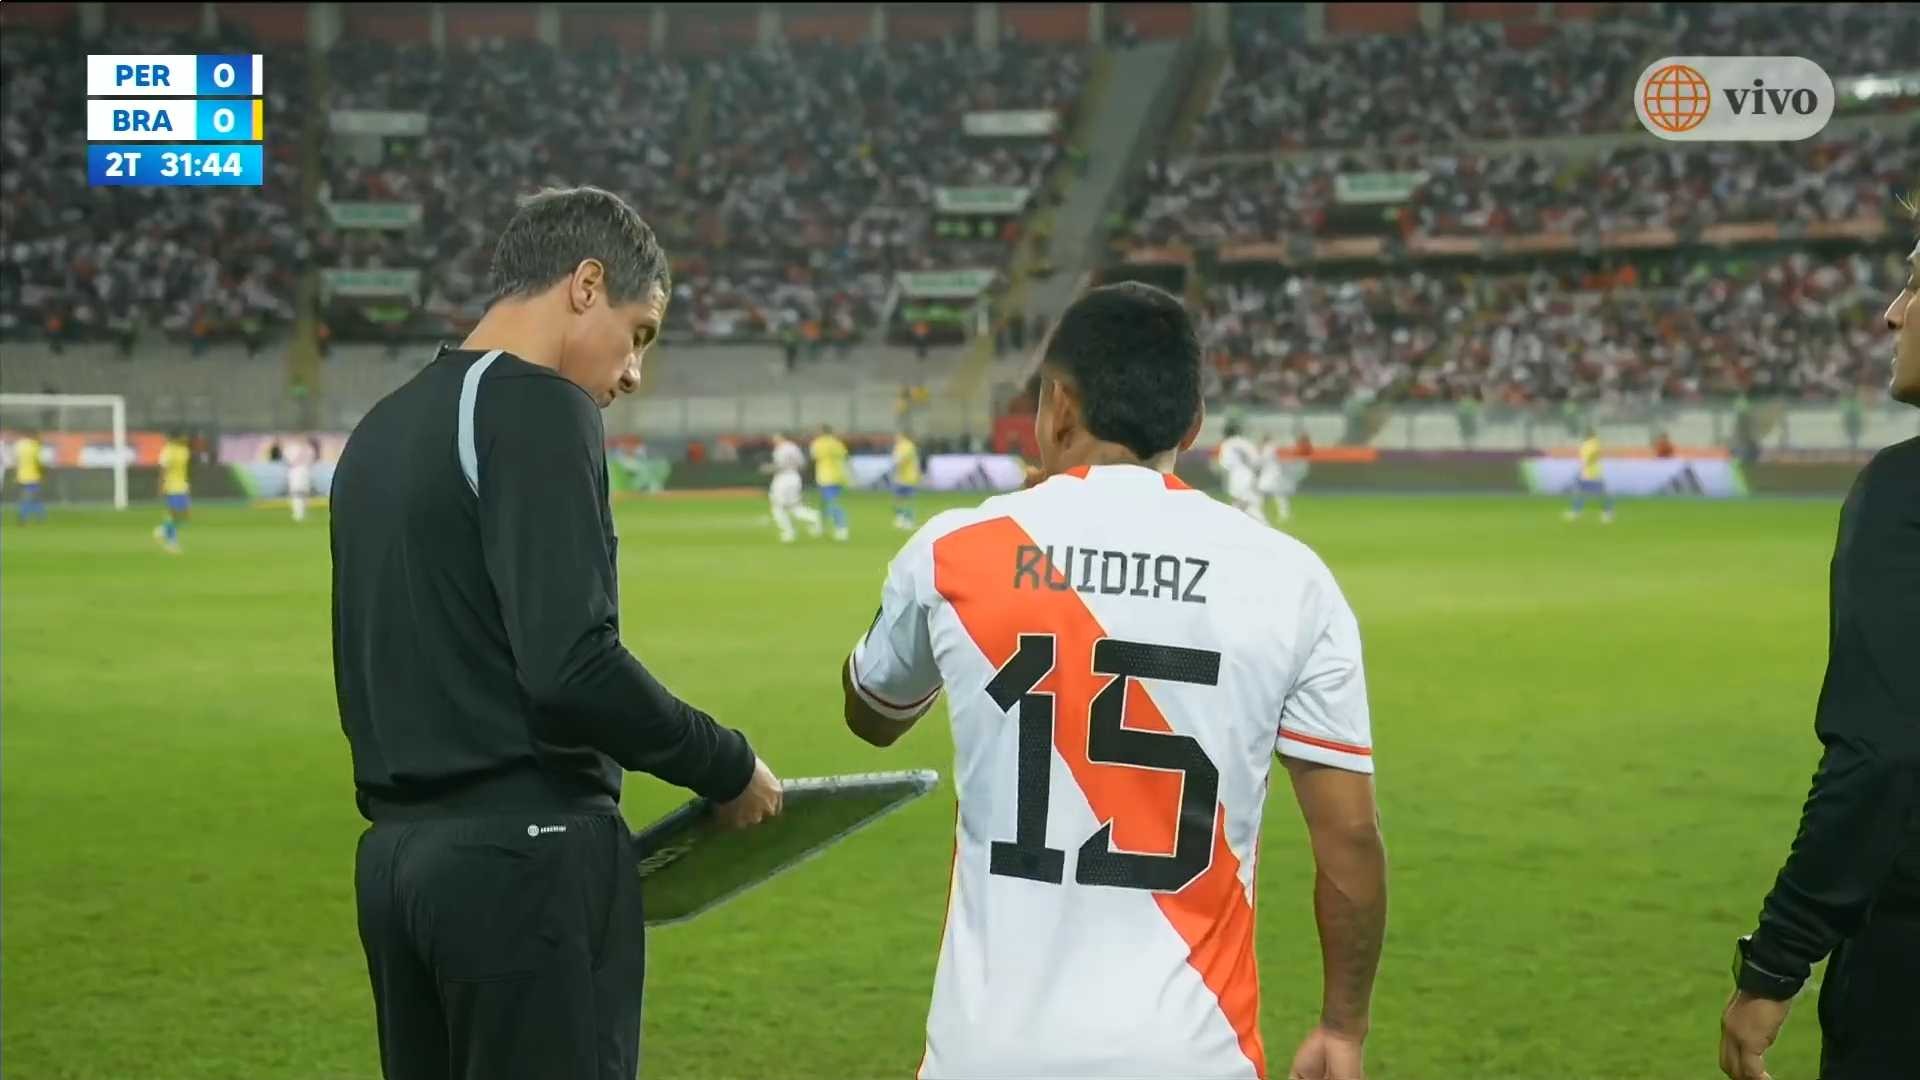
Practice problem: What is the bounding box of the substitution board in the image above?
[633,770,940,926]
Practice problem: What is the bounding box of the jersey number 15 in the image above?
[986,634,1221,893]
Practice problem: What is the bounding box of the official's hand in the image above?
[1288,1025,1366,1080]
[1719,990,1790,1080]
[713,756,783,829]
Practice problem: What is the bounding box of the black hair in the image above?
[1041,282,1201,459]
[488,186,671,306]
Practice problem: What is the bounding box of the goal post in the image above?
[0,393,130,509]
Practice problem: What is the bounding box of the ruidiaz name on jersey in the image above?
[1013,544,1209,604]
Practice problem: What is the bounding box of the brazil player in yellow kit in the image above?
[154,432,192,553]
[1564,427,1614,524]
[811,424,851,541]
[13,431,48,523]
[891,430,921,531]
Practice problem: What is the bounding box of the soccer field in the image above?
[1,491,1842,1080]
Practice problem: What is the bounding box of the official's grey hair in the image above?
[487,186,670,305]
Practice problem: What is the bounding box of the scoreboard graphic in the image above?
[85,55,266,187]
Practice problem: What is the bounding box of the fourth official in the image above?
[1720,224,1920,1079]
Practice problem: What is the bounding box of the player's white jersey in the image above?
[772,439,807,477]
[1256,441,1289,495]
[770,438,807,506]
[285,440,315,494]
[1217,435,1260,501]
[1217,435,1260,477]
[850,463,1373,1079]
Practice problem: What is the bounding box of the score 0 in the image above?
[86,53,264,97]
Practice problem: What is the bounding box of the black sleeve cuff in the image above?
[693,723,757,804]
[1743,928,1813,989]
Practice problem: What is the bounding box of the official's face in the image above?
[563,278,666,409]
[1887,240,1920,406]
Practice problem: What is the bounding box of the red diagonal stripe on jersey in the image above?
[933,515,1266,1078]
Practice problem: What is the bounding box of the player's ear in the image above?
[1178,403,1205,453]
[1045,374,1081,441]
[569,259,605,312]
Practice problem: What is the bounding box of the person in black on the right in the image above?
[1719,221,1920,1080]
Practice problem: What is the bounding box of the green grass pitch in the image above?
[2,490,1844,1079]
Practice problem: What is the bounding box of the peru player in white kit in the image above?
[285,437,317,523]
[841,284,1388,1079]
[1257,433,1298,524]
[1216,422,1265,523]
[766,433,824,543]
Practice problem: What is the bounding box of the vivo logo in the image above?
[1634,57,1834,142]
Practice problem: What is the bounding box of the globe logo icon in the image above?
[1642,64,1712,132]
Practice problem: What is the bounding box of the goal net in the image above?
[0,394,130,509]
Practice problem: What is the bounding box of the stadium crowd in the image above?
[0,3,1909,420]
[321,35,1085,341]
[1127,128,1920,247]
[1203,2,1918,153]
[1199,248,1907,408]
[0,28,308,349]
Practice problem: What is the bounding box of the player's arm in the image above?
[843,656,926,746]
[1744,450,1920,986]
[1279,567,1387,1051]
[842,531,942,746]
[1285,759,1386,1041]
[477,378,759,803]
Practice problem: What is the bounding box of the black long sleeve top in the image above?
[331,347,755,821]
[1749,435,1920,980]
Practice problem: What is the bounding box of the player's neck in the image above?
[461,302,560,371]
[1054,441,1176,475]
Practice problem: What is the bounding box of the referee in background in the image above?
[331,185,783,1080]
[1719,223,1920,1079]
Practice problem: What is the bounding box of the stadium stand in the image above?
[1202,2,1917,152]
[318,38,705,340]
[1126,129,1920,247]
[318,35,1087,343]
[0,26,308,347]
[0,0,1911,428]
[1194,249,1911,409]
[1110,1,1919,412]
